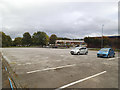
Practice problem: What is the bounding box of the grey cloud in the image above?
[0,1,118,39]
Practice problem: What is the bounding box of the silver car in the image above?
[70,47,88,55]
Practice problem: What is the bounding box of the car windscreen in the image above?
[100,48,109,52]
[75,47,81,50]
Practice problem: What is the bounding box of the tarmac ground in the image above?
[0,70,1,89]
[1,48,119,89]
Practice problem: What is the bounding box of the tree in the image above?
[0,32,12,47]
[22,32,32,46]
[49,34,57,44]
[13,37,22,46]
[32,31,49,46]
[0,32,2,47]
[84,37,101,48]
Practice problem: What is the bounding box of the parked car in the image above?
[97,48,115,58]
[70,47,88,55]
[43,46,50,48]
[52,46,58,48]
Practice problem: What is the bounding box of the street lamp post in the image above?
[101,24,104,48]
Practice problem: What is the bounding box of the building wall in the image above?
[56,40,87,47]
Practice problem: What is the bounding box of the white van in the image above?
[70,47,88,55]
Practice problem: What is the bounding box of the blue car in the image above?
[97,48,115,58]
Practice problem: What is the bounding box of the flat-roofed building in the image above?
[55,40,87,47]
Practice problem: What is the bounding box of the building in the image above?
[55,40,87,47]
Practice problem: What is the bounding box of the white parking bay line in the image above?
[17,63,32,66]
[55,71,107,90]
[107,58,116,60]
[27,64,76,74]
[17,64,22,66]
[2,54,11,63]
[116,57,120,59]
[26,63,31,65]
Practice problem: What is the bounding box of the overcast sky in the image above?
[0,0,118,39]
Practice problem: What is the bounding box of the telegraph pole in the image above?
[101,24,104,48]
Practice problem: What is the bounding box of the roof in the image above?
[101,48,111,49]
[56,40,84,43]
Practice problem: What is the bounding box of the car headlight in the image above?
[98,51,100,53]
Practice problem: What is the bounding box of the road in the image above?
[1,48,118,88]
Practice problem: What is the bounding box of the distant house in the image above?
[55,40,87,47]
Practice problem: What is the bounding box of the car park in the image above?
[97,48,115,58]
[2,48,118,88]
[70,47,88,55]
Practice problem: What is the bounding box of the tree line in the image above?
[1,31,119,49]
[0,31,72,47]
[0,31,58,47]
[84,36,120,49]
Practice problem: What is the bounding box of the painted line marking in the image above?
[26,63,31,65]
[17,63,32,66]
[17,64,22,66]
[55,71,107,90]
[116,57,120,59]
[2,53,11,63]
[27,64,76,74]
[107,58,115,60]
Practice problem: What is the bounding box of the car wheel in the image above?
[107,54,110,58]
[85,52,88,55]
[77,52,80,55]
[113,53,115,57]
[71,53,73,55]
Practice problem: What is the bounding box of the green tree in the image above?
[22,32,32,46]
[0,32,12,47]
[32,31,49,46]
[13,37,22,46]
[84,37,101,48]
[0,32,2,47]
[49,34,57,44]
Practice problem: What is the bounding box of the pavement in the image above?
[1,48,119,88]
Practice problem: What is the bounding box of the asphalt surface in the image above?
[0,61,2,89]
[0,52,2,89]
[1,48,119,88]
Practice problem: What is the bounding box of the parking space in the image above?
[1,48,118,88]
